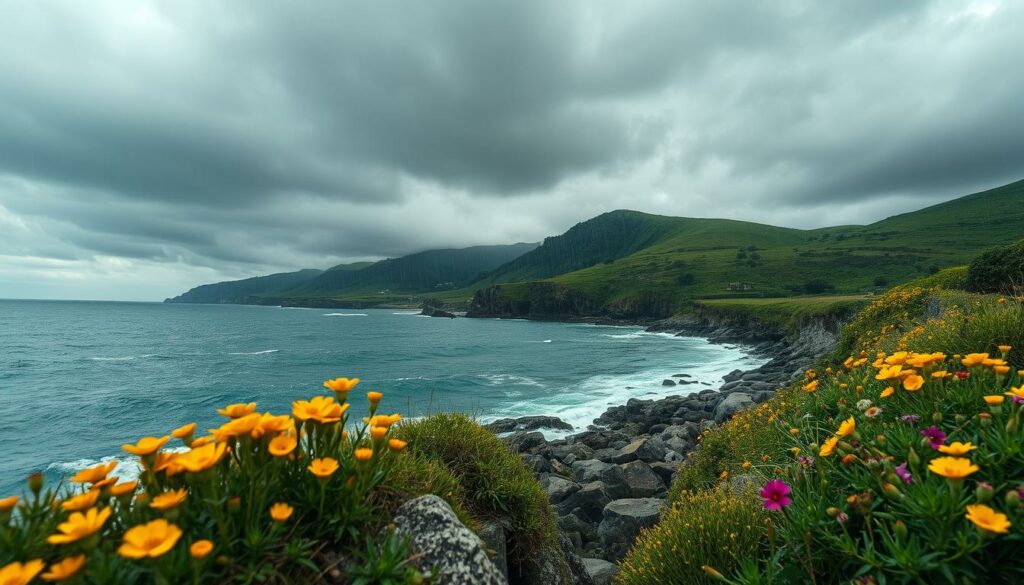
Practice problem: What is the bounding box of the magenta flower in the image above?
[920,426,946,450]
[900,415,920,424]
[759,480,792,511]
[894,462,912,485]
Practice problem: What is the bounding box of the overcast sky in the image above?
[1,0,1022,301]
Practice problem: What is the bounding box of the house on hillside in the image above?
[726,282,755,291]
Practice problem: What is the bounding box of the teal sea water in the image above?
[0,300,764,494]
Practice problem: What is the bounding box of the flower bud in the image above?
[28,472,44,496]
[882,482,902,500]
[826,506,841,517]
[701,565,727,581]
[907,447,920,468]
[1005,489,1021,508]
[1007,415,1019,434]
[893,519,907,543]
[979,413,992,427]
[975,482,994,503]
[932,411,942,424]
[954,414,966,424]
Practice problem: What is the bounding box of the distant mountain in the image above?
[326,261,375,272]
[164,269,324,304]
[286,243,540,297]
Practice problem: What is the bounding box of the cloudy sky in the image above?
[1,0,1022,301]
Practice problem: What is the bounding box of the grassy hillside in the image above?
[164,268,324,304]
[467,180,1024,318]
[326,261,375,272]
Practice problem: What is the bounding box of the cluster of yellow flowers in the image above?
[0,376,408,583]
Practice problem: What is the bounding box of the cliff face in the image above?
[467,283,674,321]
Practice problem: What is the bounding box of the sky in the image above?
[1,0,1022,301]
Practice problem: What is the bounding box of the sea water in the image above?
[0,300,765,494]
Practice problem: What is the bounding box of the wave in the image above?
[601,330,680,340]
[228,349,279,355]
[392,311,420,315]
[47,447,191,485]
[478,373,545,387]
[88,356,135,361]
[323,313,368,317]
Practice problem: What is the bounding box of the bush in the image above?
[618,485,767,585]
[0,380,433,584]
[966,239,1024,294]
[396,413,560,582]
[899,294,1024,368]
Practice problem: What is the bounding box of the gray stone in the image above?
[521,453,551,473]
[506,431,547,453]
[542,475,581,503]
[571,460,629,499]
[661,379,676,386]
[598,498,664,561]
[582,558,619,585]
[392,495,506,585]
[557,481,612,523]
[485,415,574,433]
[478,522,508,581]
[613,436,668,464]
[619,460,666,497]
[713,392,754,423]
[649,461,681,484]
[561,533,596,585]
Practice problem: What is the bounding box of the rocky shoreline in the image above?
[487,315,843,584]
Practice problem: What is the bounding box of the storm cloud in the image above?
[1,0,1022,300]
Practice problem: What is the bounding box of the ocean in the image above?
[0,299,765,495]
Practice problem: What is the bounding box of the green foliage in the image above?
[694,296,868,335]
[910,266,968,290]
[966,239,1024,294]
[396,413,559,578]
[618,484,768,585]
[347,529,437,585]
[898,294,1024,368]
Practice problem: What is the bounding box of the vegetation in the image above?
[694,296,869,334]
[966,239,1024,294]
[0,382,556,584]
[164,269,324,304]
[620,244,1024,584]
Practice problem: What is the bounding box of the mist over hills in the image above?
[167,179,1024,313]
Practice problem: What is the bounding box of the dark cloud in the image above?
[0,0,1022,300]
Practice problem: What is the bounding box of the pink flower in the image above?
[759,480,792,511]
[894,462,912,485]
[920,426,946,450]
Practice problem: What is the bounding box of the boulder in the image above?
[598,498,664,561]
[505,431,547,453]
[392,495,505,585]
[571,460,629,499]
[613,436,668,464]
[478,522,508,580]
[542,475,581,504]
[521,453,551,474]
[557,481,612,523]
[661,379,676,386]
[649,461,681,485]
[713,392,754,423]
[582,558,619,585]
[561,533,597,585]
[619,461,666,497]
[485,416,574,434]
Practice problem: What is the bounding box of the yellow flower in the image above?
[110,481,138,498]
[268,433,298,457]
[179,442,228,474]
[802,380,818,393]
[875,365,903,380]
[41,555,86,582]
[367,391,384,406]
[994,365,1011,375]
[150,489,188,511]
[902,375,924,391]
[191,436,215,448]
[789,427,800,435]
[118,519,183,559]
[171,423,196,439]
[819,436,839,457]
[0,560,44,585]
[961,353,989,367]
[998,345,1012,353]
[70,461,117,484]
[48,507,112,545]
[308,457,339,478]
[880,386,895,398]
[965,504,1011,534]
[213,413,261,440]
[61,490,100,512]
[388,439,408,452]
[292,396,347,424]
[190,539,214,559]
[217,402,256,418]
[370,426,388,442]
[930,370,950,379]
[269,502,294,522]
[122,436,170,456]
[927,456,978,479]
[367,414,402,428]
[836,417,856,437]
[252,413,295,439]
[91,477,117,490]
[354,448,373,462]
[984,395,1005,406]
[324,377,360,392]
[1004,387,1024,400]
[741,460,751,470]
[0,495,19,511]
[938,442,977,456]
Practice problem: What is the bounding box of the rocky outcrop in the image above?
[467,283,670,320]
[598,498,663,561]
[392,495,506,585]
[485,416,574,434]
[582,558,619,585]
[421,299,457,318]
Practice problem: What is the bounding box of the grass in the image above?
[692,296,870,333]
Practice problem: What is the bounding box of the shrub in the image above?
[618,484,768,585]
[0,379,433,584]
[899,294,1024,368]
[966,239,1024,294]
[396,413,560,582]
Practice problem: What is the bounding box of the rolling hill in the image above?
[164,269,324,304]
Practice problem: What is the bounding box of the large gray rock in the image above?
[713,392,754,423]
[506,431,547,453]
[582,558,619,585]
[598,498,664,561]
[478,522,508,581]
[393,495,506,585]
[561,533,596,585]
[542,475,581,503]
[619,460,666,498]
[485,415,574,433]
[557,481,612,523]
[571,460,628,499]
[612,436,669,464]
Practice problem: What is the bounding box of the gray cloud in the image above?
[0,0,1022,300]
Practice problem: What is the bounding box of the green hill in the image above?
[326,261,375,272]
[164,268,324,304]
[466,179,1024,319]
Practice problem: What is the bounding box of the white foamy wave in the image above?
[89,356,135,361]
[478,374,545,387]
[48,446,192,485]
[392,311,420,315]
[228,349,279,355]
[323,313,368,317]
[601,330,680,340]
[277,306,313,309]
[525,339,553,343]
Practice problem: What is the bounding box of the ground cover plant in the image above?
[0,379,434,584]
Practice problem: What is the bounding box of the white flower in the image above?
[856,399,872,411]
